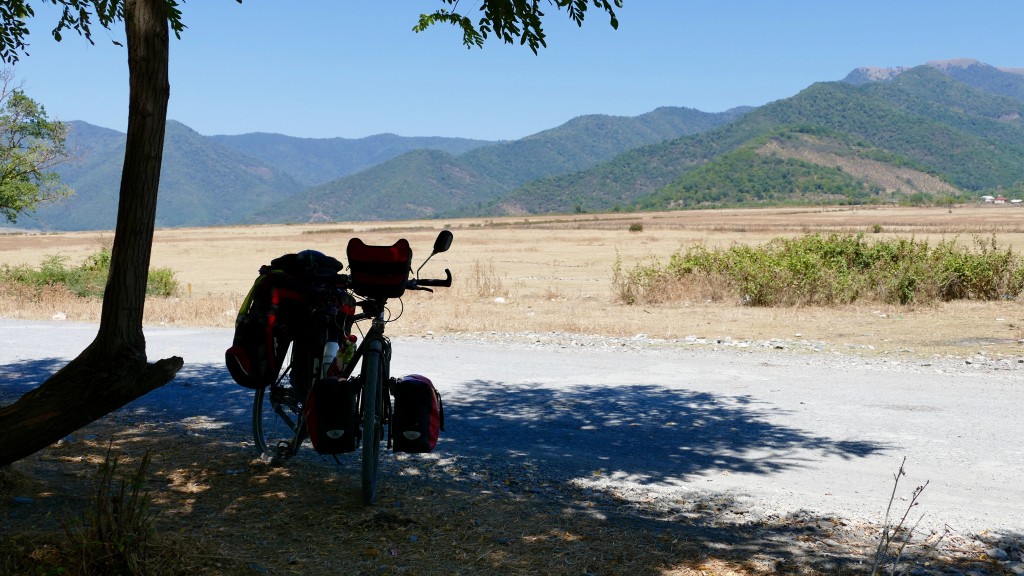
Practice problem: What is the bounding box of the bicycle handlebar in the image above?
[410,269,452,288]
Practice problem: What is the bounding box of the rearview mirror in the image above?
[433,230,453,254]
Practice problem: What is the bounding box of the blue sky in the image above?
[10,1,1024,141]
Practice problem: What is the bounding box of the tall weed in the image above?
[58,446,161,576]
[470,258,506,298]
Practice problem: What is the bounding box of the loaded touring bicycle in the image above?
[226,231,453,504]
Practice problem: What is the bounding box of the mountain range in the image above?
[18,58,1024,231]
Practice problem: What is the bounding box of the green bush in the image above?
[0,248,180,298]
[613,233,1024,307]
[145,267,180,297]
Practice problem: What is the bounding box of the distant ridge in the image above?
[19,58,1024,230]
[844,58,1024,84]
[927,58,1024,75]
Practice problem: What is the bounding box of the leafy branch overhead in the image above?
[0,0,620,64]
[415,0,621,53]
[0,0,236,62]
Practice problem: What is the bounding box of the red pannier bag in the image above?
[225,271,306,389]
[390,374,444,453]
[225,250,342,389]
[304,377,361,454]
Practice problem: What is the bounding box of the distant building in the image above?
[982,195,995,203]
[995,195,1007,204]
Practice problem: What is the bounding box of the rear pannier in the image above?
[225,250,343,389]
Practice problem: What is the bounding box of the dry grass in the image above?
[3,206,1024,358]
[0,422,736,575]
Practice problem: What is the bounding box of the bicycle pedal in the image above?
[267,440,291,465]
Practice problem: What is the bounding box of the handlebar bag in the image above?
[346,238,412,299]
[391,374,444,453]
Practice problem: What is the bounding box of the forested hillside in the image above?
[253,106,746,223]
[16,59,1024,231]
[210,132,493,186]
[248,149,507,223]
[27,106,742,230]
[28,121,306,230]
[484,63,1024,215]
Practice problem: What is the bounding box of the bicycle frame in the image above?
[343,307,392,504]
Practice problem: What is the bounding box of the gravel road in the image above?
[2,318,1022,542]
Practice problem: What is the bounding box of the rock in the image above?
[987,547,1009,561]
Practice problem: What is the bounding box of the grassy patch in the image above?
[0,248,180,298]
[613,233,1024,307]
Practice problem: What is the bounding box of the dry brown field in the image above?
[3,204,1024,359]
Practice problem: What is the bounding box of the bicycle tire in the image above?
[252,341,309,463]
[360,341,384,504]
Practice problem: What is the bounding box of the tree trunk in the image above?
[0,0,182,466]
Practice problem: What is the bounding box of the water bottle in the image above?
[321,341,339,378]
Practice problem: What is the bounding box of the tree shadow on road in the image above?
[444,379,886,485]
[4,360,886,485]
[3,359,1004,575]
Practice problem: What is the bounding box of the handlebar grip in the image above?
[415,269,453,288]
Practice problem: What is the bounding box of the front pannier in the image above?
[390,374,444,453]
[305,377,362,454]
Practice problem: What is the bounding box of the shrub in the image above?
[613,233,1024,307]
[628,222,644,233]
[146,267,180,297]
[470,258,505,298]
[0,248,180,298]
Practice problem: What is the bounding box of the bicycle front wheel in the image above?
[360,342,385,504]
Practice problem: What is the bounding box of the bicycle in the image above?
[251,230,454,504]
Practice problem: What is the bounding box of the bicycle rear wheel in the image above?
[360,342,386,504]
[252,341,310,463]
